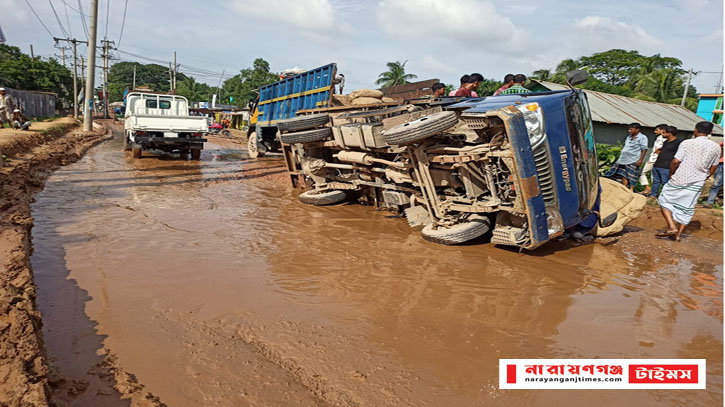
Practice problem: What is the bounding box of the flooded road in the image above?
[31,134,722,406]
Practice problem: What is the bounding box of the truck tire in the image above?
[298,189,346,206]
[190,149,201,160]
[383,111,458,146]
[277,113,330,132]
[421,215,491,245]
[179,149,189,159]
[279,127,332,144]
[131,144,142,159]
[124,135,132,151]
[248,135,266,158]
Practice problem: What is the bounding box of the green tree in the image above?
[107,62,182,102]
[634,68,683,103]
[552,58,581,83]
[531,69,552,81]
[0,44,74,103]
[221,58,279,107]
[375,60,417,88]
[176,76,213,103]
[476,77,502,96]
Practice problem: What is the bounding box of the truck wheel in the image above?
[421,215,491,245]
[277,113,330,132]
[179,149,189,159]
[279,127,332,144]
[298,189,346,206]
[383,111,458,146]
[124,136,132,151]
[190,149,201,160]
[131,144,142,159]
[248,136,266,158]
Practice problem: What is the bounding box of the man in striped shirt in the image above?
[499,74,530,95]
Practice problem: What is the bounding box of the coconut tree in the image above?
[635,69,683,103]
[531,69,553,81]
[375,60,417,88]
[552,59,581,83]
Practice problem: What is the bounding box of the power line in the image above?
[24,0,55,38]
[63,0,73,36]
[77,0,90,41]
[48,0,69,37]
[117,0,129,48]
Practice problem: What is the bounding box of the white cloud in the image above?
[570,16,663,54]
[231,0,350,36]
[375,0,528,51]
[420,55,457,75]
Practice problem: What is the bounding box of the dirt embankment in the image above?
[0,119,109,407]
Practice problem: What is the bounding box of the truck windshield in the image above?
[146,99,171,109]
[565,93,598,211]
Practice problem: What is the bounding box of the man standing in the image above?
[649,126,682,197]
[639,123,668,195]
[657,121,721,241]
[702,140,723,208]
[605,123,649,190]
[494,74,515,96]
[499,74,530,95]
[431,82,447,98]
[0,87,14,128]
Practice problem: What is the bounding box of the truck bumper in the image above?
[134,136,206,148]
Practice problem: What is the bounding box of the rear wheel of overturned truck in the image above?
[277,113,330,132]
[421,215,491,245]
[382,111,458,146]
[298,189,347,206]
[190,149,201,160]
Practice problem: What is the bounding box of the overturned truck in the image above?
[277,71,615,250]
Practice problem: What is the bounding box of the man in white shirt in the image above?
[657,121,721,241]
[639,123,668,196]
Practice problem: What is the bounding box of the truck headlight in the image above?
[545,207,564,236]
[515,103,546,147]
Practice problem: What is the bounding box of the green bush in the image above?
[596,143,623,175]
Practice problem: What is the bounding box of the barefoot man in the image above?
[657,121,721,241]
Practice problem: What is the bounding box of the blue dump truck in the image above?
[246,63,338,157]
[274,70,615,250]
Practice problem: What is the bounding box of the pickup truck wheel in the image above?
[279,127,333,144]
[131,144,142,159]
[421,215,491,245]
[383,111,458,146]
[179,149,189,159]
[124,136,132,151]
[298,189,346,206]
[190,149,201,160]
[277,113,330,132]
[248,136,266,158]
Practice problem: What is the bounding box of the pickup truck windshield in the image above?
[146,100,171,109]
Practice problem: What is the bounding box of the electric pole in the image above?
[132,64,136,90]
[83,0,99,132]
[681,68,693,107]
[101,38,114,119]
[173,51,178,91]
[30,44,34,59]
[169,62,174,94]
[54,37,88,119]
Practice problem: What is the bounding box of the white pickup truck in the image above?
[124,92,208,159]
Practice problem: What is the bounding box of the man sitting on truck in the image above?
[499,74,530,95]
[449,74,479,97]
[494,74,515,96]
[431,82,447,98]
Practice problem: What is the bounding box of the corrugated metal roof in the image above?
[531,80,724,135]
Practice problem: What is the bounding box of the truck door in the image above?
[565,93,599,213]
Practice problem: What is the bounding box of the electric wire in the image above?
[24,0,55,38]
[77,0,90,41]
[48,0,69,37]
[62,0,73,36]
[117,0,129,48]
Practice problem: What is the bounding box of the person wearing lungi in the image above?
[605,123,649,190]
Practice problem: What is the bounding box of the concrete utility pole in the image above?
[173,51,177,91]
[168,62,173,93]
[101,38,114,119]
[681,68,693,107]
[132,64,136,90]
[30,44,34,59]
[54,37,88,119]
[83,0,99,132]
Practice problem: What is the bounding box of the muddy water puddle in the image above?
[31,135,722,406]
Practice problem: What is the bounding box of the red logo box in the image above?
[628,365,698,384]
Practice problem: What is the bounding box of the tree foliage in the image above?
[375,60,417,88]
[531,49,698,110]
[220,58,279,107]
[0,44,74,103]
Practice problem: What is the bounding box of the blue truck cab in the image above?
[448,87,603,248]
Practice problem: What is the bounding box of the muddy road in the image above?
[30,133,722,406]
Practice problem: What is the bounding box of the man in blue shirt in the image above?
[604,123,649,190]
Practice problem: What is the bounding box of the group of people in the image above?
[606,121,722,241]
[428,73,532,99]
[0,87,32,130]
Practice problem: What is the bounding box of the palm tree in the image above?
[552,58,580,83]
[531,69,552,81]
[375,60,417,88]
[635,69,682,103]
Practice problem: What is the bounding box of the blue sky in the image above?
[2,0,723,94]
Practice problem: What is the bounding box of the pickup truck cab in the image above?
[124,92,207,159]
[279,70,615,250]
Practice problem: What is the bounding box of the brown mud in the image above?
[0,118,109,407]
[25,126,723,407]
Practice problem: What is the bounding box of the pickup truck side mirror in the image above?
[566,70,589,87]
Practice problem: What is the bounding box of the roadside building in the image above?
[527,81,724,145]
[696,93,723,126]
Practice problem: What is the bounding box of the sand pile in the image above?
[596,177,647,236]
